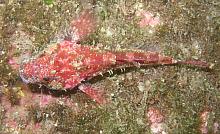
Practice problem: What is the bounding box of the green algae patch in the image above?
[43,0,54,5]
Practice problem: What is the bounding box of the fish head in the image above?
[19,54,53,84]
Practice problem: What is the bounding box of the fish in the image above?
[19,10,211,104]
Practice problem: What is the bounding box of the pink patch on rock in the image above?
[0,84,79,133]
[79,85,106,104]
[34,94,56,108]
[199,110,220,134]
[70,9,96,41]
[8,57,20,70]
[137,11,160,27]
[147,107,164,123]
[200,111,209,134]
[146,107,166,134]
[8,46,31,71]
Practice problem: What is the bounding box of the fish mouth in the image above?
[19,63,39,84]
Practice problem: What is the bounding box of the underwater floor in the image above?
[0,0,220,133]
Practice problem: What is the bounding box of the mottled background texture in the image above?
[0,0,220,134]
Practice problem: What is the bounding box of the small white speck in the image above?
[54,120,58,127]
[148,29,153,34]
[138,82,145,92]
[99,72,103,76]
[0,51,5,55]
[75,103,78,107]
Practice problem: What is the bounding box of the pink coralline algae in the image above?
[70,9,96,41]
[19,10,211,104]
[137,11,160,27]
[199,110,219,134]
[1,84,78,133]
[8,57,20,70]
[200,110,209,134]
[147,107,166,134]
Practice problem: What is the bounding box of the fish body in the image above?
[20,41,116,90]
[19,10,210,103]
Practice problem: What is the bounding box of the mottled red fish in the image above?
[19,10,211,103]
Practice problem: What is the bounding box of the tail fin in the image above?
[176,60,213,69]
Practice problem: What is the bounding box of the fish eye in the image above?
[43,77,50,81]
[64,36,72,41]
